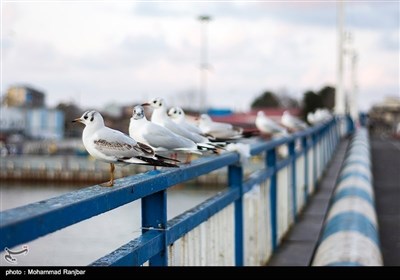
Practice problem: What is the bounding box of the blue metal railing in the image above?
[0,117,347,266]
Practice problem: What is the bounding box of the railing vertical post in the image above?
[266,148,277,251]
[141,190,167,266]
[346,114,355,135]
[288,140,297,221]
[312,133,318,188]
[327,122,333,158]
[228,164,243,266]
[322,127,327,167]
[302,136,309,203]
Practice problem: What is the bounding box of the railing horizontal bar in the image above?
[91,230,163,266]
[91,189,239,266]
[166,188,239,244]
[251,123,327,155]
[242,168,274,194]
[276,158,292,171]
[0,152,239,250]
[0,117,340,266]
[250,137,289,156]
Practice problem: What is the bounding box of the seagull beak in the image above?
[72,118,82,123]
[141,103,150,106]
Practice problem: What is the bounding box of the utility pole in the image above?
[198,15,211,113]
[335,1,346,115]
[350,50,358,122]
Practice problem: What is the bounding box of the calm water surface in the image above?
[0,181,224,266]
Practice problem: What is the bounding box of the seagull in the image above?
[307,109,332,126]
[281,110,309,131]
[307,111,317,125]
[255,111,288,137]
[142,97,220,152]
[197,114,244,141]
[314,108,333,123]
[73,110,179,187]
[167,107,203,135]
[129,105,202,157]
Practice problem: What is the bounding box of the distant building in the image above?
[25,108,65,140]
[369,96,400,135]
[0,107,26,133]
[2,85,45,108]
[0,85,64,140]
[0,107,64,140]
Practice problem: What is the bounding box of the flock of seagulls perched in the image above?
[73,97,333,186]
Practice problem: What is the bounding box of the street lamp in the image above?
[198,15,212,113]
[335,1,346,115]
[349,49,358,122]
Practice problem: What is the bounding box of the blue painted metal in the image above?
[332,187,373,205]
[337,171,370,184]
[91,230,164,266]
[142,190,167,266]
[229,164,244,266]
[166,189,239,244]
[321,212,379,246]
[302,137,309,203]
[0,152,239,250]
[0,117,343,266]
[93,189,239,266]
[328,261,362,266]
[312,133,318,188]
[312,127,382,266]
[346,114,355,135]
[267,148,278,251]
[288,140,297,220]
[243,168,274,194]
[342,159,370,169]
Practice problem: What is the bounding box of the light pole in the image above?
[349,50,358,122]
[335,1,346,115]
[198,15,211,113]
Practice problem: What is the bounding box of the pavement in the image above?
[370,135,400,266]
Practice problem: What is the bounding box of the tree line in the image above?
[251,85,335,121]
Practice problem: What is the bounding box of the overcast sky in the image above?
[1,1,399,112]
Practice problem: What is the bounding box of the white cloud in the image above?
[1,1,398,113]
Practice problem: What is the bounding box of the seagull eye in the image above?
[90,115,94,122]
[153,100,157,104]
[84,115,88,120]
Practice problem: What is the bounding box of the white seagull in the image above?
[167,107,203,135]
[73,110,178,187]
[281,110,309,131]
[129,105,202,157]
[307,111,317,125]
[142,97,219,152]
[198,114,243,140]
[255,111,288,137]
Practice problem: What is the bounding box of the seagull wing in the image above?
[93,127,154,159]
[142,123,196,150]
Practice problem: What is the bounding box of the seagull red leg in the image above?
[102,163,115,187]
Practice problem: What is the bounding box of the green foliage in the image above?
[301,86,335,120]
[318,86,335,109]
[251,91,280,108]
